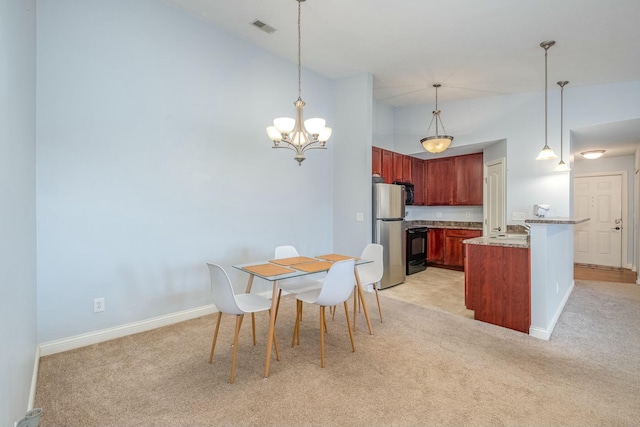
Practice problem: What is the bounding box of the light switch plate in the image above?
[356,212,364,221]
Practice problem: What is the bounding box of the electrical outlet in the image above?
[94,297,105,312]
[465,211,471,218]
[436,212,443,218]
[512,211,526,220]
[356,212,364,221]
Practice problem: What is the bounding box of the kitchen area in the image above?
[371,146,584,340]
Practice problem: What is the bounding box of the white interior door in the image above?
[574,174,623,267]
[484,159,506,235]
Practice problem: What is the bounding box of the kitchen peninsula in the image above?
[464,217,589,339]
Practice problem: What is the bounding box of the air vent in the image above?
[251,19,276,34]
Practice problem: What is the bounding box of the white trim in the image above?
[39,304,217,356]
[28,346,40,410]
[528,280,575,340]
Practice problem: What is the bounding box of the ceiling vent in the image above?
[251,20,276,34]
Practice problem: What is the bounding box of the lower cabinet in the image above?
[464,244,531,333]
[427,228,481,270]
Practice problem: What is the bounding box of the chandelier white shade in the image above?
[536,41,558,161]
[420,84,453,154]
[266,0,331,165]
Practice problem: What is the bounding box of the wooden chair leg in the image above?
[209,311,223,364]
[292,300,301,347]
[230,314,243,384]
[269,309,280,361]
[343,301,355,352]
[320,306,325,368]
[353,285,357,330]
[373,282,383,323]
[251,312,256,345]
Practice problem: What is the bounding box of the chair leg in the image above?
[270,309,280,361]
[343,301,355,352]
[251,312,256,346]
[292,299,301,347]
[353,285,357,330]
[373,282,383,323]
[320,306,325,368]
[230,314,243,384]
[209,311,223,364]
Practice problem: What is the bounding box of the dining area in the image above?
[207,244,384,383]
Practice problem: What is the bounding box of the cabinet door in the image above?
[372,147,382,176]
[426,158,454,205]
[427,228,444,264]
[402,156,412,182]
[392,153,404,182]
[381,149,394,183]
[411,158,424,205]
[455,153,483,205]
[444,229,482,268]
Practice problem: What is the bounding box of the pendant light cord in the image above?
[297,0,302,101]
[544,46,548,147]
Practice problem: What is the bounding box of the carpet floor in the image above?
[34,279,640,426]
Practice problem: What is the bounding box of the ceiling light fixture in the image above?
[554,81,570,172]
[581,150,606,160]
[266,0,331,165]
[536,41,558,160]
[420,84,453,154]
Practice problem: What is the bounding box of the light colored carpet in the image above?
[35,279,640,426]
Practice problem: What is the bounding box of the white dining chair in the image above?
[207,263,279,384]
[355,243,384,323]
[292,259,356,368]
[273,245,323,321]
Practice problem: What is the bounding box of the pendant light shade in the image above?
[554,81,570,172]
[420,84,453,153]
[536,41,557,160]
[266,0,331,165]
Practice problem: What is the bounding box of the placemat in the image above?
[292,261,334,273]
[242,263,295,277]
[269,256,317,266]
[315,254,358,262]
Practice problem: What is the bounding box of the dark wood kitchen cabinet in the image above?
[392,152,412,183]
[427,228,444,264]
[426,158,455,205]
[372,146,382,177]
[455,153,483,205]
[465,243,531,333]
[444,229,482,268]
[411,157,425,205]
[381,148,394,183]
[426,153,483,206]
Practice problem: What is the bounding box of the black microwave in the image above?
[393,181,414,205]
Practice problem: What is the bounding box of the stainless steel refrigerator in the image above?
[373,183,406,289]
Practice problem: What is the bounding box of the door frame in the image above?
[573,171,628,269]
[483,157,506,236]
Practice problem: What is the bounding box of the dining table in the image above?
[233,253,373,378]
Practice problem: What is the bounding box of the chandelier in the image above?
[554,81,570,172]
[266,0,331,165]
[420,84,453,154]
[536,41,558,160]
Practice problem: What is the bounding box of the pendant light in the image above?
[420,84,454,153]
[266,0,331,166]
[554,81,570,172]
[536,41,557,160]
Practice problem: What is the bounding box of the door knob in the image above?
[612,226,621,231]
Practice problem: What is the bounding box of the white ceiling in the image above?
[167,0,640,159]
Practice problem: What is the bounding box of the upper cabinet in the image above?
[372,148,482,206]
[426,153,483,206]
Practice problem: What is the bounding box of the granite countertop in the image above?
[463,235,529,249]
[405,220,482,230]
[525,217,589,225]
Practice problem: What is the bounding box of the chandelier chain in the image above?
[297,0,302,100]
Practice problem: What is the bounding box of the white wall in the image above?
[36,0,336,343]
[372,100,394,151]
[333,73,374,254]
[0,0,37,423]
[573,155,636,267]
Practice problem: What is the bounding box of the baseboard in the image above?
[39,304,217,357]
[28,345,40,410]
[529,280,575,341]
